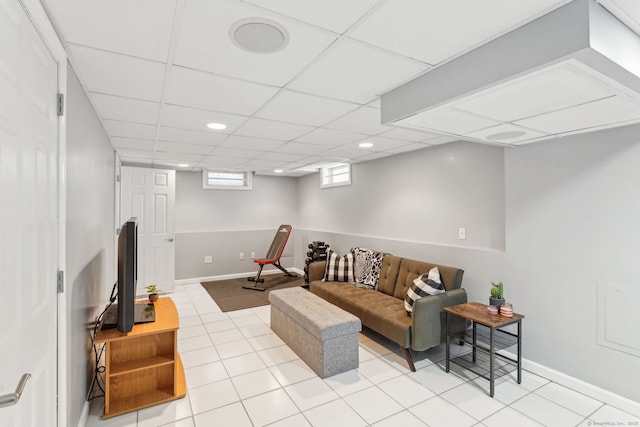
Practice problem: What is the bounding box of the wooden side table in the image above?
[443,302,524,397]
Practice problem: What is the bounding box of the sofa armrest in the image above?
[411,288,467,351]
[308,261,326,282]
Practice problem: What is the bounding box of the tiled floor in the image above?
[86,283,640,427]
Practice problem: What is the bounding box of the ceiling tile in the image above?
[44,0,175,61]
[398,107,501,135]
[158,126,228,146]
[173,0,336,86]
[453,61,616,122]
[295,128,367,146]
[159,104,247,133]
[257,152,307,162]
[466,123,549,144]
[220,135,286,151]
[513,95,640,134]
[272,142,328,155]
[353,135,413,151]
[289,39,427,104]
[165,66,279,116]
[110,137,155,151]
[379,127,442,142]
[67,44,166,102]
[154,152,204,162]
[90,93,160,124]
[155,141,214,154]
[383,142,431,154]
[235,118,313,141]
[102,120,157,139]
[200,156,246,169]
[210,146,264,159]
[326,106,391,135]
[255,90,359,126]
[350,0,567,64]
[118,149,154,158]
[243,0,378,34]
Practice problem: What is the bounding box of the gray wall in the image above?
[293,131,640,402]
[175,171,298,279]
[65,66,116,426]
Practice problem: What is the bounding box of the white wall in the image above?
[65,66,116,426]
[504,123,640,402]
[174,171,298,279]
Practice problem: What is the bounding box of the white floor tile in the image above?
[583,404,640,425]
[358,346,377,363]
[232,314,263,327]
[215,339,255,359]
[508,370,549,392]
[323,369,373,397]
[482,407,543,427]
[185,361,228,389]
[239,322,273,338]
[488,378,531,405]
[409,396,477,427]
[179,316,203,327]
[410,364,466,395]
[269,359,316,387]
[222,352,266,377]
[258,345,299,367]
[441,382,505,420]
[510,392,584,427]
[161,417,195,427]
[200,312,230,324]
[188,379,240,415]
[284,377,340,411]
[178,335,213,353]
[378,374,435,408]
[358,358,403,384]
[243,389,300,427]
[266,413,311,427]
[343,386,404,424]
[193,402,252,427]
[204,319,236,334]
[209,328,245,345]
[303,398,367,427]
[180,346,220,369]
[137,395,192,427]
[535,382,603,416]
[178,324,207,339]
[85,400,137,427]
[248,332,285,351]
[372,410,427,427]
[231,368,282,399]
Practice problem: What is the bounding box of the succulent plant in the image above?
[490,281,504,299]
[145,284,159,294]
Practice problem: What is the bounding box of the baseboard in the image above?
[176,267,304,285]
[498,350,640,416]
[77,400,89,427]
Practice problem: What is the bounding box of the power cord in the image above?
[86,282,117,401]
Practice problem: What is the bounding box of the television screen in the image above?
[117,217,137,332]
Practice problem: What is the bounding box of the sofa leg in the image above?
[400,346,416,372]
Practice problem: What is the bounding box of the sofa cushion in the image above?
[393,258,463,299]
[377,255,401,296]
[404,266,445,313]
[352,247,385,290]
[324,250,354,282]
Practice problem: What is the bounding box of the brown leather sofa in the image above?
[308,254,467,371]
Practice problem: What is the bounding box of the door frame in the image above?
[18,0,68,425]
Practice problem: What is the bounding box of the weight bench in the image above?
[244,224,295,291]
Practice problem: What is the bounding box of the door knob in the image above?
[0,373,31,409]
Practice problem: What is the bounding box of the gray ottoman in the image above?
[269,287,361,378]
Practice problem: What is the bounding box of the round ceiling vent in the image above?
[230,18,289,54]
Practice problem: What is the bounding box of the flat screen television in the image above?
[116,217,138,332]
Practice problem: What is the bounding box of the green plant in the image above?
[490,281,504,299]
[145,284,159,294]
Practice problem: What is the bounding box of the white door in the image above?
[0,0,59,424]
[120,166,176,294]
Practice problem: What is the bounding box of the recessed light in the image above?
[359,142,374,148]
[206,122,227,130]
[485,130,526,140]
[273,169,284,174]
[178,163,190,167]
[230,18,289,54]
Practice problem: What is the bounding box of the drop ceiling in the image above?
[41,0,640,175]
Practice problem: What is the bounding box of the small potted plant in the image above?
[145,284,159,303]
[489,281,505,308]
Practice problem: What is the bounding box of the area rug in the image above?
[201,274,305,312]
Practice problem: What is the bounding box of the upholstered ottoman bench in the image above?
[269,287,361,378]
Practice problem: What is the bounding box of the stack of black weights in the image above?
[304,241,329,283]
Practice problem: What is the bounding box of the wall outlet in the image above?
[204,256,212,264]
[250,252,256,259]
[239,252,245,260]
[458,227,466,240]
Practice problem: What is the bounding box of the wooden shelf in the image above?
[96,297,186,419]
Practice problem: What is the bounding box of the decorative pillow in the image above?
[404,266,445,313]
[352,247,385,290]
[323,250,355,282]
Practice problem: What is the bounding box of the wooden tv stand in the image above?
[94,297,186,418]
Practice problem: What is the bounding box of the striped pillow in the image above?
[404,266,445,314]
[323,250,355,282]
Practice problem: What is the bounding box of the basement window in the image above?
[321,163,351,188]
[202,169,253,190]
